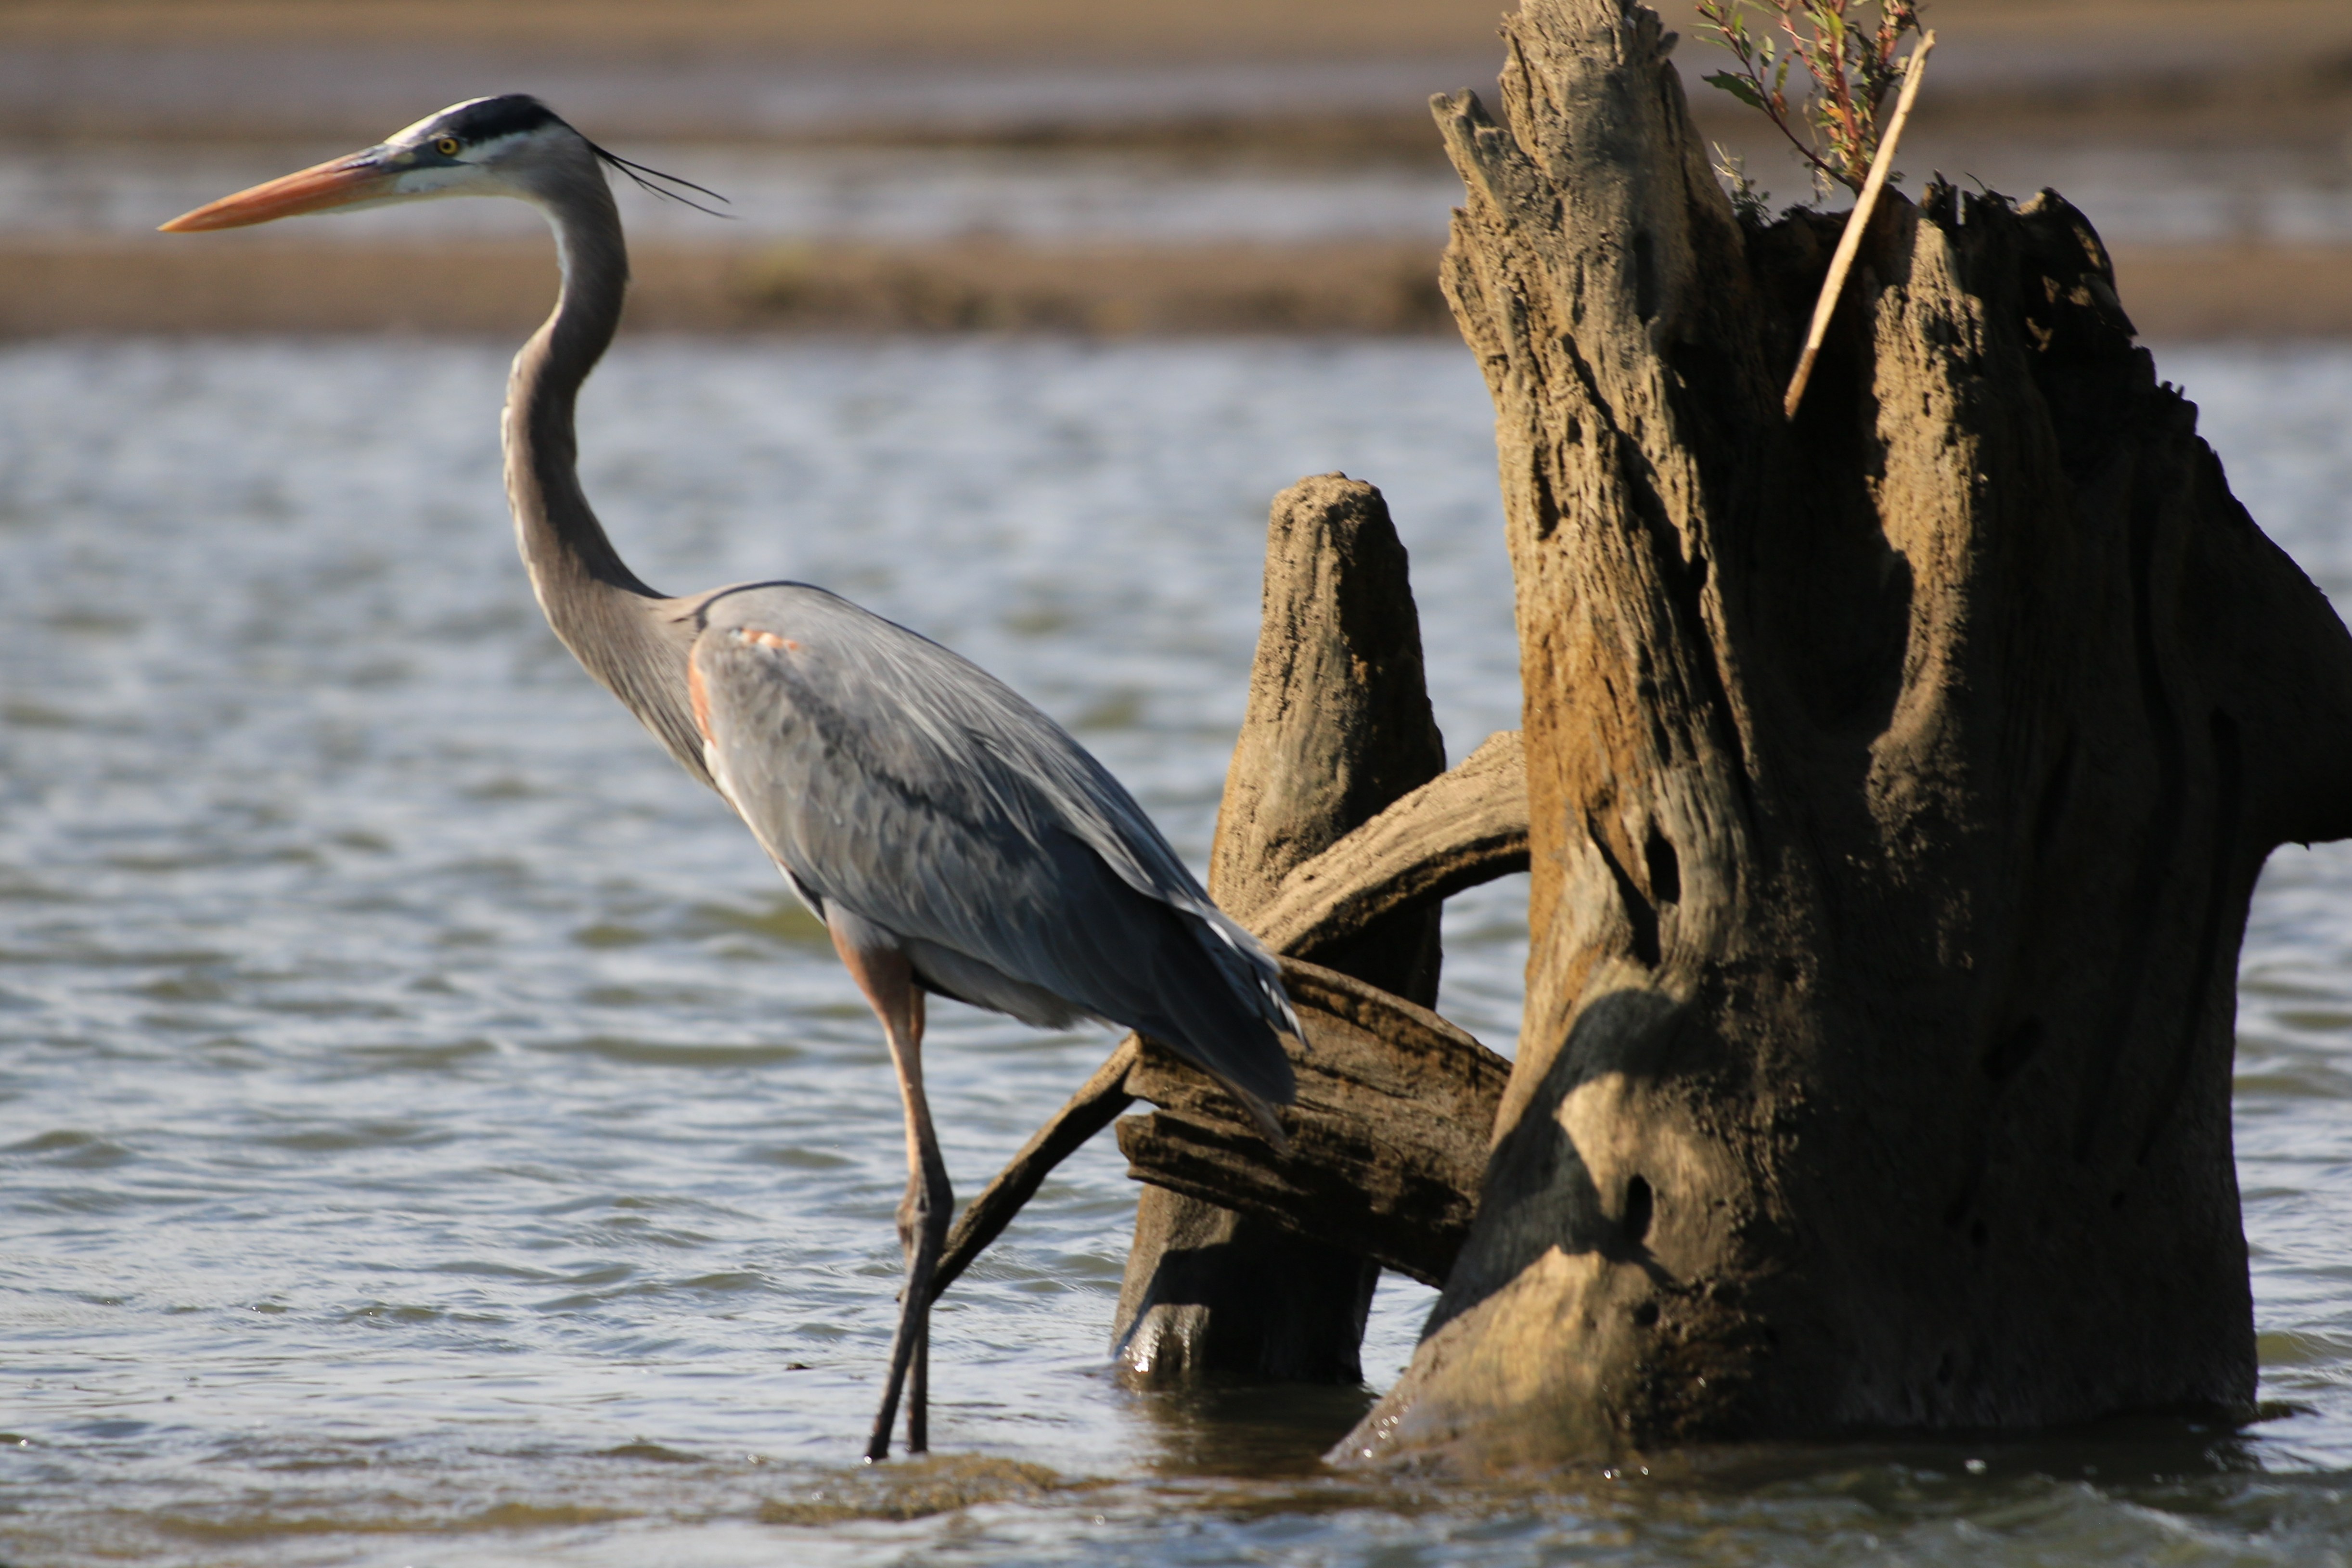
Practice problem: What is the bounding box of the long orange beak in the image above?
[159,153,400,232]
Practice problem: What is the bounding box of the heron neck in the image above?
[503,176,711,784]
[506,180,647,600]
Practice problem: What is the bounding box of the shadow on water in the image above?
[1504,1414,2348,1563]
[1109,1377,2287,1486]
[1127,1377,1382,1479]
[1121,1393,2309,1508]
[1047,1406,2351,1568]
[1670,1409,2277,1500]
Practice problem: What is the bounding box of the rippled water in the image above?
[5,131,2348,247]
[0,141,1465,245]
[1,336,2349,1565]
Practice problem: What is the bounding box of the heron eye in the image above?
[435,137,462,157]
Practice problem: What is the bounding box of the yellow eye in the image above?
[435,137,461,156]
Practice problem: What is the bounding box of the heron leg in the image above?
[908,1315,929,1454]
[834,922,949,1462]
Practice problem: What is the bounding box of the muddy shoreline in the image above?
[6,0,2346,339]
[10,235,2344,340]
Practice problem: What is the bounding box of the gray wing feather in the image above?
[690,583,1297,1108]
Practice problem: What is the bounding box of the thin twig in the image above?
[1769,102,1854,193]
[1735,6,1855,192]
[1782,29,1936,422]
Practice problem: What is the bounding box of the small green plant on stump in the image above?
[1695,0,1924,197]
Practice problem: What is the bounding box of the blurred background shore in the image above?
[3,0,2350,339]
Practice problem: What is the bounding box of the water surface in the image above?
[5,131,2346,247]
[0,337,2348,1565]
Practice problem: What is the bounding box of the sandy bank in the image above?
[6,237,2343,342]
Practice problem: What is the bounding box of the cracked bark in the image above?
[1334,0,2352,1468]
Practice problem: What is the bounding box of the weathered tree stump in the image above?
[1316,0,2352,1468]
[930,0,2352,1460]
[1111,473,1449,1385]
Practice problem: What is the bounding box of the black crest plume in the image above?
[589,141,731,218]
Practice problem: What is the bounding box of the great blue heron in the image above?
[162,94,1297,1462]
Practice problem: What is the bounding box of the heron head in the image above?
[160,95,597,231]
